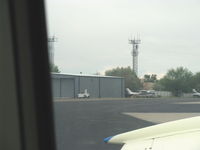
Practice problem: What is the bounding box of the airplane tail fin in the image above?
[126,88,133,95]
[193,89,198,93]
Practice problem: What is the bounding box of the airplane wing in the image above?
[104,116,200,150]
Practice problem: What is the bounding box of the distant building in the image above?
[51,73,125,99]
[143,82,155,90]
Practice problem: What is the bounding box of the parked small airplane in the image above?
[104,116,200,150]
[192,89,200,98]
[126,88,157,98]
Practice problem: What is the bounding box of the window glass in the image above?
[45,1,200,150]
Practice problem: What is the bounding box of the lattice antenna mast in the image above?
[48,36,57,65]
[129,37,141,76]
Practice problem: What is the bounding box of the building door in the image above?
[60,78,75,98]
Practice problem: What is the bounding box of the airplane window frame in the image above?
[1,0,56,150]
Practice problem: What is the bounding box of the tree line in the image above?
[154,67,200,96]
[105,66,142,91]
[105,66,200,97]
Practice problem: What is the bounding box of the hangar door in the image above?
[60,78,75,98]
[52,78,61,98]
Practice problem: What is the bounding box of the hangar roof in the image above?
[51,73,123,79]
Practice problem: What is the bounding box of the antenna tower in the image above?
[48,36,57,65]
[129,37,141,76]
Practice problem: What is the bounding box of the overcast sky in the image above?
[45,0,200,77]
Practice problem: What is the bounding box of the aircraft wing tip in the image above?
[104,136,114,143]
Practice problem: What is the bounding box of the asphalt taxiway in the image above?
[53,98,200,150]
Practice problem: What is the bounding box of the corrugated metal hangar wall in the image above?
[51,73,125,98]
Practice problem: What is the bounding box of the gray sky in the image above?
[45,0,200,77]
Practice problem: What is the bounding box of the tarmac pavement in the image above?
[53,98,200,150]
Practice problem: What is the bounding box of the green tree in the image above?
[50,63,60,73]
[158,67,193,96]
[105,66,142,91]
[191,72,200,91]
[144,74,150,82]
[151,74,157,82]
[144,74,157,82]
[153,80,164,91]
